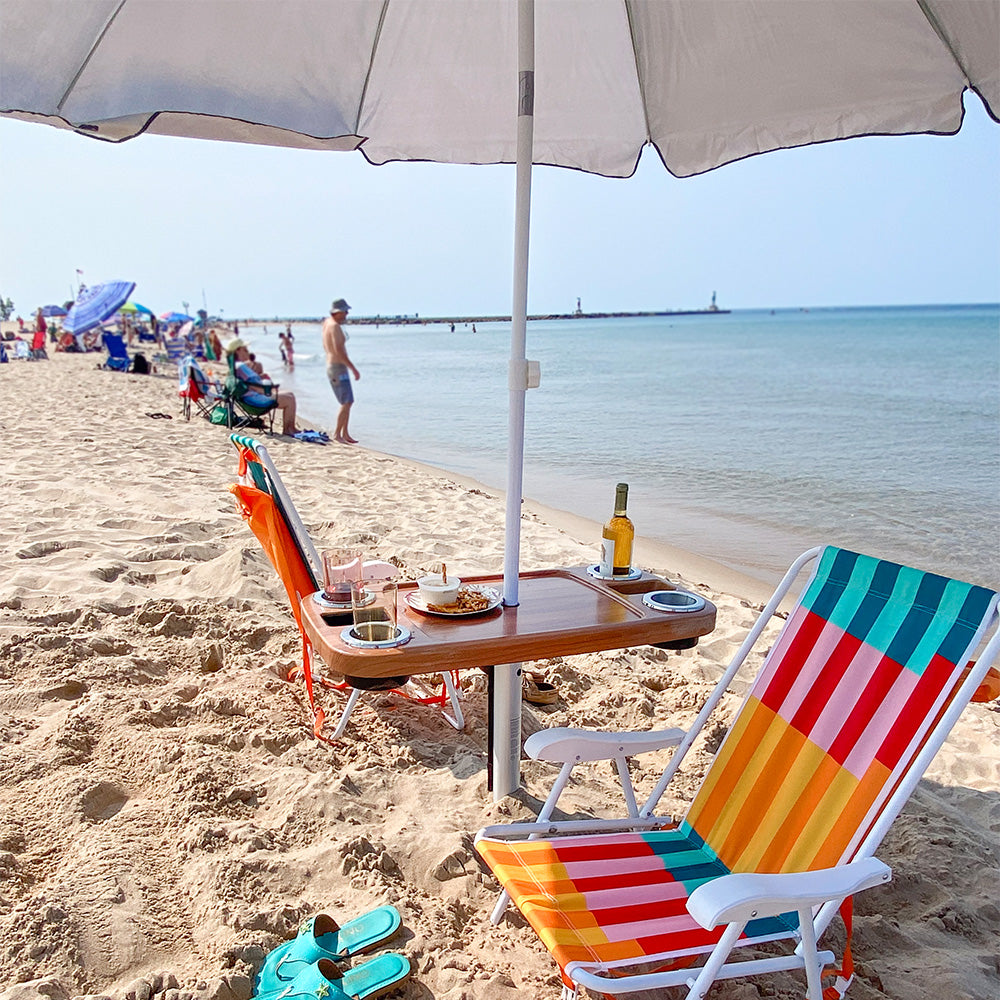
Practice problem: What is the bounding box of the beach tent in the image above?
[2,0,995,796]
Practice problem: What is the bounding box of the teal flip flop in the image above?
[254,908,402,996]
[257,955,412,1000]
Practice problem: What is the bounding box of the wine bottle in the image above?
[599,482,634,576]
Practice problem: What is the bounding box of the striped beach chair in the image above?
[476,546,1000,999]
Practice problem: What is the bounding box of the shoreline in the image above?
[235,319,778,602]
[352,446,779,606]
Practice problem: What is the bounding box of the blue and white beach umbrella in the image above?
[40,304,68,317]
[63,280,136,335]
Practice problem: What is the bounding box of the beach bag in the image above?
[132,353,149,374]
[210,403,230,425]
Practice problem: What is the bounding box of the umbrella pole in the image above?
[493,0,535,801]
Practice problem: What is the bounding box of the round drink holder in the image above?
[340,624,411,649]
[642,590,707,613]
[313,589,375,610]
[586,564,643,582]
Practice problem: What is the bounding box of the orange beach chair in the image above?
[229,433,464,741]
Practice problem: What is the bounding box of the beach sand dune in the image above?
[0,353,997,1000]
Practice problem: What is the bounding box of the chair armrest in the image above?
[687,857,891,929]
[524,727,686,764]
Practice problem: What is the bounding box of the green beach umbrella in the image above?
[120,300,154,315]
[2,0,995,797]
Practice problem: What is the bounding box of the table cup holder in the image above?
[340,624,411,649]
[642,590,707,613]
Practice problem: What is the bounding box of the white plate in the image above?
[405,584,502,618]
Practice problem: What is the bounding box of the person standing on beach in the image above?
[322,298,360,444]
[279,324,294,369]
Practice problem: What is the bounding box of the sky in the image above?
[1,94,998,320]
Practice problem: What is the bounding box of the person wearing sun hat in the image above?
[322,297,360,444]
[225,337,300,436]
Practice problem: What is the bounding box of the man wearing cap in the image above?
[226,338,299,436]
[322,298,360,444]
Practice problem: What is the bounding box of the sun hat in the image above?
[225,337,248,354]
[331,298,351,313]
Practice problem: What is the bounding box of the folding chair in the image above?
[229,434,464,740]
[476,546,1000,999]
[100,331,132,371]
[221,352,278,432]
[164,336,189,365]
[178,353,222,420]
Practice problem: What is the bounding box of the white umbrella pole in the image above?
[493,0,535,800]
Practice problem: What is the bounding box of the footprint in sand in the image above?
[15,539,68,559]
[91,563,127,582]
[79,780,129,821]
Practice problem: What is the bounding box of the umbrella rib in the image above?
[623,0,652,145]
[56,0,129,113]
[915,0,971,86]
[354,0,392,136]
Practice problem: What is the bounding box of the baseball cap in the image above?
[331,298,351,313]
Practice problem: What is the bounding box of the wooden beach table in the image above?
[300,565,717,680]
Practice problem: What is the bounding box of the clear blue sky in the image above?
[1,94,997,319]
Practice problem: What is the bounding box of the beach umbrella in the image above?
[121,300,154,315]
[160,311,194,324]
[63,280,136,335]
[3,1,995,796]
[40,304,67,317]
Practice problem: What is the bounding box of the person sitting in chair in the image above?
[225,338,299,436]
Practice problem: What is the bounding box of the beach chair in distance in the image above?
[164,335,189,366]
[228,434,464,741]
[220,351,278,432]
[475,546,1000,999]
[178,353,222,420]
[100,331,132,372]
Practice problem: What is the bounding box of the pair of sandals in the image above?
[254,908,411,1000]
[145,411,173,420]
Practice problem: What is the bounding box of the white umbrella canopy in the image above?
[4,0,996,796]
[1,1,997,173]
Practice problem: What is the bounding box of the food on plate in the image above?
[428,586,494,614]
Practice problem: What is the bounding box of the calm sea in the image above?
[243,305,1000,589]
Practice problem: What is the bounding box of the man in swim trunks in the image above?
[322,298,360,444]
[226,339,299,436]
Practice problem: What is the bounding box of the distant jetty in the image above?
[349,307,730,326]
[246,306,731,326]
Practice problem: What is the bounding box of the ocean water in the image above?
[243,304,1000,589]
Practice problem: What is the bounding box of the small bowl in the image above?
[417,574,462,606]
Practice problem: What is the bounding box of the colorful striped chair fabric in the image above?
[476,546,1000,998]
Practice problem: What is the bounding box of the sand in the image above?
[0,350,997,1000]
